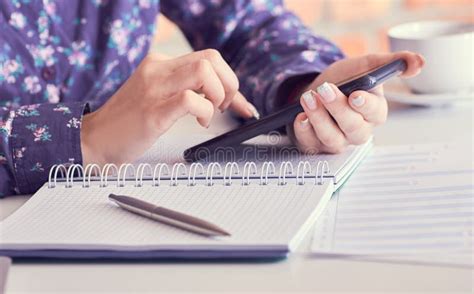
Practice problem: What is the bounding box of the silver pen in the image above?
[109,194,231,237]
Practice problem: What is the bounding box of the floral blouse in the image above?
[0,0,343,197]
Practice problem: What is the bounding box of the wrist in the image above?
[80,112,107,167]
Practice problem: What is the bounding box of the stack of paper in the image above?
[311,143,473,267]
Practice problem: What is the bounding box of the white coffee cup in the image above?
[388,21,474,94]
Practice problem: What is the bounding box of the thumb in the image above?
[229,91,260,119]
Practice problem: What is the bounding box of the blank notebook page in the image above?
[0,180,333,251]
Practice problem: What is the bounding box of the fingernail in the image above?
[302,90,317,110]
[301,117,309,127]
[352,95,365,107]
[247,103,260,120]
[317,82,336,103]
[416,54,425,67]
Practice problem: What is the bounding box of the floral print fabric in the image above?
[0,0,343,197]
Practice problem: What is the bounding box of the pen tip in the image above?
[216,229,231,237]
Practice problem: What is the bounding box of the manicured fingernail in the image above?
[416,54,425,67]
[302,90,317,110]
[317,82,336,103]
[352,95,365,107]
[301,117,309,127]
[247,103,260,120]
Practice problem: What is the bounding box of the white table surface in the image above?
[1,101,473,293]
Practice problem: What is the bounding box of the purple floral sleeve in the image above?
[161,0,344,114]
[1,0,157,197]
[1,102,87,195]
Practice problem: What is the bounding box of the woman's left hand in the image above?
[289,51,425,154]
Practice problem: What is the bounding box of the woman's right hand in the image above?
[80,49,256,166]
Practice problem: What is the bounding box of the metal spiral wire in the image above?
[170,163,187,186]
[47,160,331,188]
[278,161,294,186]
[152,163,170,186]
[242,161,257,186]
[314,160,330,185]
[260,161,275,186]
[296,161,312,185]
[188,162,204,186]
[223,162,239,186]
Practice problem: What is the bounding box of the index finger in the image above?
[163,49,239,110]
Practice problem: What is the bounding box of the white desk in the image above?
[1,101,473,293]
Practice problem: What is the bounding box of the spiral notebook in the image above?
[0,139,372,260]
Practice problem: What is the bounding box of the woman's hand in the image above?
[290,51,425,154]
[81,49,256,166]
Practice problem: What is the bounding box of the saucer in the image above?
[384,79,473,107]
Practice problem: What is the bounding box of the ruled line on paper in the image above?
[310,143,474,267]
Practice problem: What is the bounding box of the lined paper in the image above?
[311,143,474,267]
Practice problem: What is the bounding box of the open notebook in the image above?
[0,138,372,260]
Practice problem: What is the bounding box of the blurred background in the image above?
[152,0,474,57]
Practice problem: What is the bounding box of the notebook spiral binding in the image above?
[47,161,330,189]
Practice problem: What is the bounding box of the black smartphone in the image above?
[184,58,407,162]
